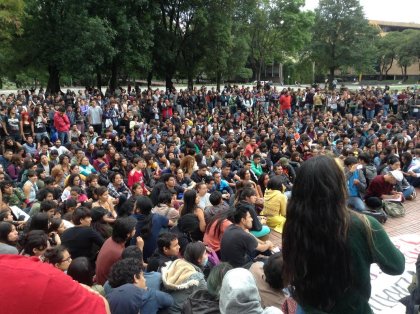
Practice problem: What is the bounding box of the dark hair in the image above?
[282,156,351,311]
[207,262,233,297]
[65,174,81,188]
[134,196,153,240]
[121,245,143,262]
[40,200,57,213]
[358,152,371,164]
[263,252,284,290]
[158,192,173,205]
[67,257,94,286]
[266,176,284,191]
[0,221,16,245]
[112,217,137,244]
[43,245,68,265]
[28,212,49,232]
[94,186,108,197]
[232,204,250,224]
[157,232,178,254]
[108,258,143,288]
[72,207,91,225]
[209,191,223,206]
[48,217,63,234]
[183,241,206,267]
[344,156,358,167]
[237,187,256,202]
[387,155,400,166]
[22,230,48,256]
[36,188,54,201]
[181,190,197,216]
[205,209,234,239]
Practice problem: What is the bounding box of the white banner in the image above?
[369,234,420,313]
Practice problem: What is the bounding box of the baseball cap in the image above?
[389,170,403,182]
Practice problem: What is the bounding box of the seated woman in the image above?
[0,221,19,254]
[180,189,206,237]
[43,245,72,272]
[107,172,132,216]
[236,187,270,239]
[92,186,117,223]
[61,174,84,202]
[79,156,97,178]
[67,256,105,296]
[152,192,179,225]
[20,230,49,257]
[22,169,39,209]
[130,196,172,261]
[119,182,144,217]
[161,242,208,313]
[261,176,287,233]
[203,210,233,258]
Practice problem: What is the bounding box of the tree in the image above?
[396,30,419,81]
[375,32,400,80]
[311,0,378,89]
[248,0,313,81]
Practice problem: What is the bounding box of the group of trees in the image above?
[0,0,419,93]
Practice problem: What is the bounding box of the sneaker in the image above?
[411,190,417,201]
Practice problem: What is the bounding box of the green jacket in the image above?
[302,214,405,314]
[3,188,26,207]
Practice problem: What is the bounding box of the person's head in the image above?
[27,169,38,183]
[49,217,66,235]
[121,245,144,263]
[132,182,144,197]
[72,207,92,226]
[162,173,176,188]
[157,232,180,257]
[343,156,358,169]
[213,171,222,184]
[209,191,223,206]
[266,176,284,191]
[158,192,173,206]
[94,186,109,202]
[0,221,19,245]
[384,170,403,184]
[182,189,198,215]
[112,217,137,244]
[387,155,401,170]
[263,252,284,290]
[39,200,57,218]
[282,156,351,311]
[108,258,146,289]
[22,230,49,256]
[183,241,208,268]
[134,196,153,215]
[67,257,94,286]
[233,205,253,229]
[238,187,257,204]
[43,245,72,272]
[28,212,49,233]
[0,209,14,222]
[206,262,233,297]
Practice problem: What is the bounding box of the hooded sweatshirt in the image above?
[219,268,283,314]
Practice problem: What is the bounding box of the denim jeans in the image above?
[403,185,415,199]
[365,109,375,121]
[348,196,366,212]
[58,131,68,144]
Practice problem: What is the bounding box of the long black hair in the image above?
[181,189,198,216]
[282,156,351,311]
[134,196,153,240]
[205,209,234,239]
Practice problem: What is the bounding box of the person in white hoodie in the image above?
[219,268,283,314]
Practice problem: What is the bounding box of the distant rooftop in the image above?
[369,20,420,32]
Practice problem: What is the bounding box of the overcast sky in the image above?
[304,0,420,24]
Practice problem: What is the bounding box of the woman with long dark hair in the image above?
[131,196,171,261]
[203,209,233,258]
[180,189,206,234]
[282,156,404,313]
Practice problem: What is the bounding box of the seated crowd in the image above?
[0,85,419,313]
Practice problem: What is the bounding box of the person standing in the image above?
[53,106,70,144]
[88,100,103,136]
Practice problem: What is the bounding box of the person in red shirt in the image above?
[244,137,258,159]
[0,255,110,314]
[364,170,403,208]
[128,157,148,194]
[96,217,144,285]
[53,107,71,144]
[279,90,292,118]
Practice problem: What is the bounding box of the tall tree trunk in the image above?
[147,71,153,89]
[96,69,102,92]
[216,72,221,92]
[187,73,193,90]
[328,67,335,90]
[165,74,173,91]
[47,65,61,94]
[109,59,118,93]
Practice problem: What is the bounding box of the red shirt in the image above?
[0,255,107,314]
[127,169,148,194]
[280,94,292,110]
[95,237,125,285]
[53,112,70,132]
[365,175,393,199]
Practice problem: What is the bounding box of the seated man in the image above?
[220,205,274,269]
[106,258,173,314]
[344,156,367,212]
[147,232,180,272]
[364,170,404,208]
[204,191,230,224]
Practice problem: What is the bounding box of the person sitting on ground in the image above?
[261,176,287,233]
[67,256,105,296]
[147,232,180,272]
[204,191,230,224]
[20,229,49,257]
[152,192,180,224]
[96,216,140,285]
[343,156,367,212]
[106,258,173,314]
[219,268,283,314]
[0,221,19,254]
[220,205,274,269]
[43,245,72,272]
[364,170,404,209]
[235,187,270,239]
[161,242,208,314]
[183,262,233,314]
[203,209,233,258]
[249,252,287,309]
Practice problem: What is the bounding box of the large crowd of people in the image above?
[0,82,419,313]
